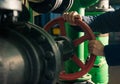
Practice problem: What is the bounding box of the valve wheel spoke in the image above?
[73,35,89,47]
[71,55,85,69]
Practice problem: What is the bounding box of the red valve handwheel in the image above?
[44,16,96,80]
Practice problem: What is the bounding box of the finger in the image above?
[74,13,82,20]
[89,40,96,43]
[88,46,96,55]
[75,14,82,19]
[68,11,76,24]
[88,40,95,47]
[70,11,80,23]
[89,43,96,48]
[88,46,93,54]
[63,12,69,21]
[89,40,97,46]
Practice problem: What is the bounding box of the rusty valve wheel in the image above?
[44,16,96,80]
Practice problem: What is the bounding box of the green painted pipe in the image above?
[85,12,109,84]
[28,7,34,23]
[64,0,99,82]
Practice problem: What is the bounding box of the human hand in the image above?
[63,11,82,26]
[88,40,105,56]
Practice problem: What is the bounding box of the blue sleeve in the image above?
[104,44,120,66]
[82,8,120,33]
